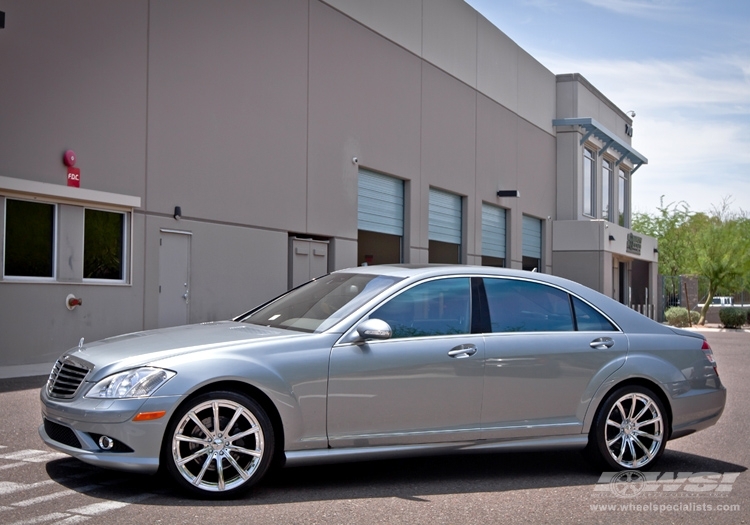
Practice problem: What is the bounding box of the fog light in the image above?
[98,435,114,450]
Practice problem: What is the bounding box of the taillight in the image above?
[702,339,718,376]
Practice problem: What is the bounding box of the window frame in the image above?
[2,197,58,281]
[583,147,597,218]
[367,276,474,340]
[0,176,139,285]
[618,167,630,227]
[479,276,622,335]
[602,157,613,222]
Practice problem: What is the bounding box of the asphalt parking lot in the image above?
[0,329,747,524]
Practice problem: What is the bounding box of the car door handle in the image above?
[448,344,477,358]
[590,337,615,349]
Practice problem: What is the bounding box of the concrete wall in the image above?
[0,0,560,370]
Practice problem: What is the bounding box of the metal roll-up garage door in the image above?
[428,188,462,244]
[482,203,506,259]
[358,169,404,236]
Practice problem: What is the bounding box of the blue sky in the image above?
[465,0,750,216]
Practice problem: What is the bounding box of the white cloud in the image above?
[536,52,750,213]
[579,0,682,17]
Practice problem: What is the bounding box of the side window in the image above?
[572,296,617,331]
[484,278,574,332]
[369,278,471,338]
[4,199,55,278]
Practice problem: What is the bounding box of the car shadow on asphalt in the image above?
[0,375,47,393]
[44,448,747,505]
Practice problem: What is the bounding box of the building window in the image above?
[602,159,613,221]
[583,148,596,217]
[84,208,125,280]
[618,168,629,227]
[481,203,506,267]
[3,199,55,278]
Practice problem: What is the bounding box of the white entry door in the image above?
[158,230,191,328]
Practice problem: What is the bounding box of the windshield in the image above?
[240,273,403,333]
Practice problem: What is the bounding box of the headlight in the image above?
[85,368,175,399]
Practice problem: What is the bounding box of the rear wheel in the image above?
[589,385,667,470]
[163,391,274,498]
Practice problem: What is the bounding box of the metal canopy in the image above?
[553,117,648,173]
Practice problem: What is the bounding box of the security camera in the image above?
[352,157,358,164]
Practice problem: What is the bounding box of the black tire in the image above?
[162,390,275,499]
[587,385,667,470]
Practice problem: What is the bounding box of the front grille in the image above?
[44,418,82,449]
[47,358,90,399]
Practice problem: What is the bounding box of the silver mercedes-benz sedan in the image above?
[40,265,725,498]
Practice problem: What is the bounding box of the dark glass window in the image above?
[84,209,124,280]
[484,278,574,332]
[572,296,617,331]
[583,148,596,217]
[4,199,55,277]
[369,278,471,338]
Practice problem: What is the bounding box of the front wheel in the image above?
[163,391,275,498]
[588,385,667,470]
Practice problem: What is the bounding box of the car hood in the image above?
[61,321,305,377]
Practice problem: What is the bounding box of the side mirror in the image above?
[356,319,392,341]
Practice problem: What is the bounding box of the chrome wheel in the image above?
[165,392,273,497]
[590,386,667,470]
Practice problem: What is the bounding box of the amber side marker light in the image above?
[133,411,167,422]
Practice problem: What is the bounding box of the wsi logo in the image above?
[594,471,741,498]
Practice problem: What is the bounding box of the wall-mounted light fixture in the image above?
[173,206,182,220]
[609,235,616,241]
[496,190,520,198]
[653,248,659,254]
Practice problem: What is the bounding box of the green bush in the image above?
[719,307,747,329]
[665,307,700,327]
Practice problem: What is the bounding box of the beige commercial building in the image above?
[0,0,657,374]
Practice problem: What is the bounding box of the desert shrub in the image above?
[665,307,700,327]
[719,307,747,329]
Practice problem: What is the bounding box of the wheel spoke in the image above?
[606,431,624,448]
[175,434,210,446]
[212,402,221,438]
[633,430,659,441]
[227,444,262,458]
[222,406,245,436]
[632,435,654,458]
[216,454,225,491]
[189,412,214,439]
[627,436,637,462]
[227,426,258,443]
[177,446,211,466]
[626,394,637,419]
[224,453,252,481]
[633,399,653,421]
[614,401,627,421]
[605,418,621,429]
[635,417,661,429]
[192,452,215,486]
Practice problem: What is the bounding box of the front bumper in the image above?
[39,389,183,474]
